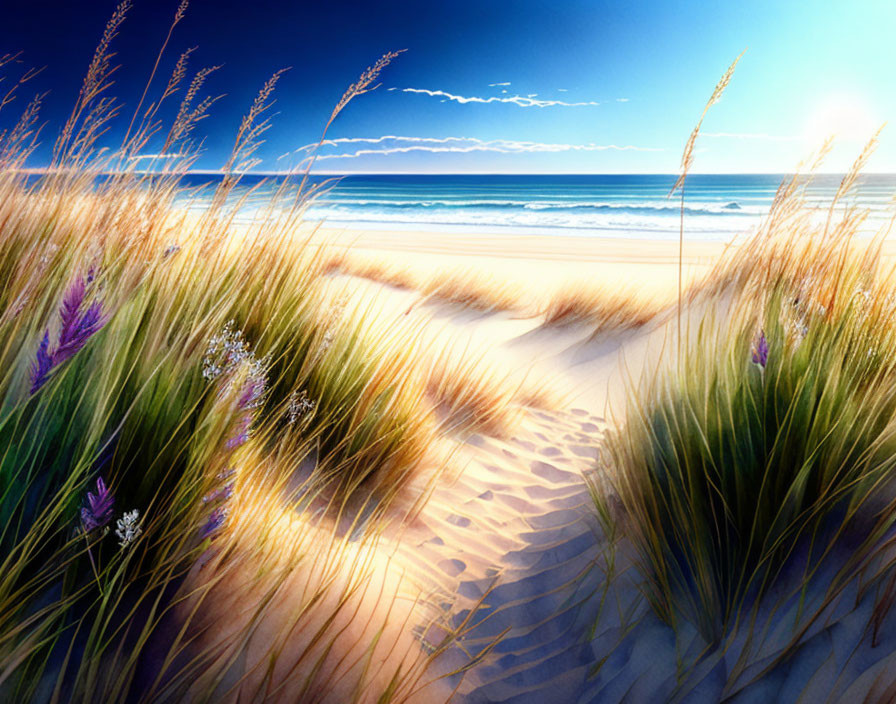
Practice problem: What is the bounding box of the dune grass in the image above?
[422,345,556,437]
[324,251,421,291]
[329,251,677,337]
[0,6,467,701]
[539,285,665,330]
[603,139,896,649]
[418,269,525,314]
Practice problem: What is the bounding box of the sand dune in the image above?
[308,229,896,702]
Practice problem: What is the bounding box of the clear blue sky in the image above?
[4,0,896,173]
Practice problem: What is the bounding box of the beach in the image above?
[241,218,885,702]
[9,1,896,699]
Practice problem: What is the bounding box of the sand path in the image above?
[393,408,609,703]
[333,255,896,703]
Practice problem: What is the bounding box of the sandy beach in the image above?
[254,225,896,703]
[10,1,896,699]
[315,226,727,300]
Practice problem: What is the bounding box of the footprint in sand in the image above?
[570,408,589,416]
[494,493,540,513]
[446,514,473,528]
[438,558,467,577]
[538,446,563,458]
[530,460,578,484]
[570,445,599,459]
[580,422,601,433]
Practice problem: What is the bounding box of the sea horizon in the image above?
[165,172,896,241]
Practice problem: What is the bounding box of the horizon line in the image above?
[15,167,896,177]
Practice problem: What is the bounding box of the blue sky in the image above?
[4,0,896,173]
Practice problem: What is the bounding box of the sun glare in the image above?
[804,93,880,145]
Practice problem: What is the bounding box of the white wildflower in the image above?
[287,389,316,425]
[115,510,143,548]
[202,320,250,381]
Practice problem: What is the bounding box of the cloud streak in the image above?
[299,135,662,161]
[399,87,600,108]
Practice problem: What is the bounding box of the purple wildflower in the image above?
[202,482,234,505]
[81,477,115,533]
[54,298,105,364]
[237,375,265,411]
[200,506,228,539]
[216,467,236,481]
[751,329,769,369]
[225,358,267,448]
[58,276,86,339]
[30,330,53,394]
[29,275,107,395]
[225,430,249,451]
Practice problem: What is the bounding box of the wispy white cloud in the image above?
[557,88,568,92]
[488,81,511,87]
[293,135,485,153]
[399,87,600,108]
[127,153,186,160]
[616,98,629,103]
[300,135,662,161]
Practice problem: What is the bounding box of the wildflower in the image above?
[80,477,115,533]
[30,331,53,395]
[751,329,768,369]
[214,341,268,450]
[287,389,315,425]
[115,509,142,548]
[202,482,234,505]
[202,321,249,381]
[29,274,107,394]
[163,243,181,258]
[216,467,236,481]
[236,357,268,411]
[225,413,252,450]
[200,506,228,539]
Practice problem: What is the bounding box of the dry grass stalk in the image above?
[541,285,665,330]
[670,51,743,349]
[420,270,524,313]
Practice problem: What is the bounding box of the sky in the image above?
[3,0,896,174]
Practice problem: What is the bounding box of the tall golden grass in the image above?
[0,5,491,701]
[597,122,896,698]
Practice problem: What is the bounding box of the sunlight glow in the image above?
[804,93,880,145]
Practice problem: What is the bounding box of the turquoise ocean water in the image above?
[179,173,896,241]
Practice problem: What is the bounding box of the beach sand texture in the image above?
[231,228,896,703]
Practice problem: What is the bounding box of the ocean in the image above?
[178,173,896,241]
